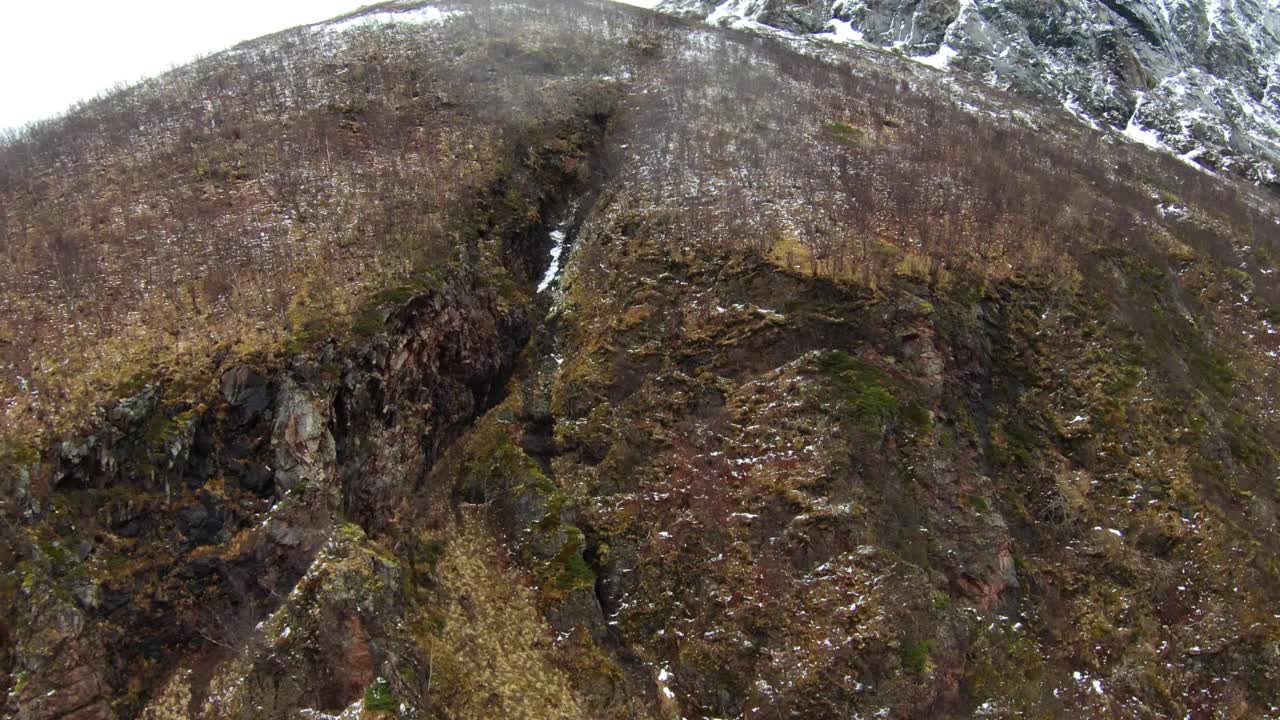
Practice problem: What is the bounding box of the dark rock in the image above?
[239,464,274,496]
[101,587,132,612]
[182,557,219,580]
[220,366,271,426]
[758,0,832,33]
[177,503,209,530]
[113,517,144,539]
[546,586,610,642]
[176,502,223,545]
[224,436,252,462]
[185,420,215,481]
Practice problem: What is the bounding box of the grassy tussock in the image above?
[428,514,589,720]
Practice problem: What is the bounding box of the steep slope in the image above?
[1,3,629,718]
[3,1,1280,719]
[658,0,1280,186]
[469,18,1280,716]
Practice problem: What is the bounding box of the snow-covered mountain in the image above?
[659,0,1280,186]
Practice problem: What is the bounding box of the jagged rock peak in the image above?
[659,0,1280,185]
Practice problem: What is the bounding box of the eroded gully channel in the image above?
[7,154,612,720]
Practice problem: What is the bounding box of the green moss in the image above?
[1264,304,1280,325]
[535,492,569,535]
[363,677,397,712]
[988,414,1040,470]
[1102,362,1145,397]
[338,522,366,544]
[0,436,39,469]
[352,277,443,340]
[353,305,390,337]
[1190,345,1234,395]
[288,477,312,497]
[1226,410,1270,468]
[902,640,931,674]
[283,320,328,357]
[965,627,1047,713]
[373,285,418,306]
[12,670,28,696]
[417,538,445,577]
[901,402,934,438]
[821,120,865,145]
[18,561,37,592]
[817,351,902,432]
[466,420,546,496]
[552,526,595,591]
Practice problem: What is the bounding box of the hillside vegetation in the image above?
[3,1,1280,719]
[0,1,622,453]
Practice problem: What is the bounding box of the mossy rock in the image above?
[363,676,397,712]
[551,526,595,592]
[902,640,932,674]
[817,351,910,433]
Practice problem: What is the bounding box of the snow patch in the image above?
[1062,94,1101,130]
[1123,111,1164,150]
[826,18,867,45]
[537,229,567,294]
[914,44,959,70]
[910,0,972,70]
[708,0,757,26]
[323,6,459,34]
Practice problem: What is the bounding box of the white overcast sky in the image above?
[0,0,660,133]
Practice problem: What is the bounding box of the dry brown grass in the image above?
[427,512,589,720]
[0,0,647,455]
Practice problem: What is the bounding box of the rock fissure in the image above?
[3,106,616,717]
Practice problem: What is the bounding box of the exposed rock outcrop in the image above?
[661,0,1280,184]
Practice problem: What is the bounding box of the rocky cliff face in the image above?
[660,0,1280,185]
[6,222,559,720]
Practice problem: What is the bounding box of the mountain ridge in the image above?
[658,0,1280,186]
